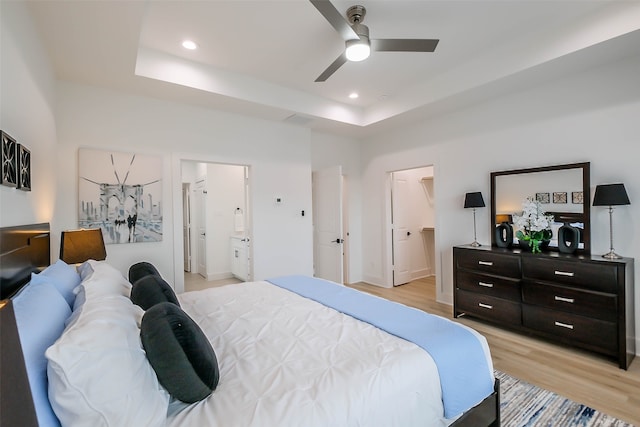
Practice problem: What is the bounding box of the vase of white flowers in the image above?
[513,197,554,253]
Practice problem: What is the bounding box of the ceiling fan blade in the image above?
[371,39,439,52]
[310,0,359,41]
[315,52,348,82]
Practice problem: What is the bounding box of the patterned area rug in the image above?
[496,371,635,427]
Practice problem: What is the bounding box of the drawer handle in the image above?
[554,296,575,304]
[554,270,575,277]
[478,282,494,288]
[478,303,493,310]
[554,321,574,330]
[478,261,493,266]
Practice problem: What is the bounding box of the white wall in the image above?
[310,132,363,283]
[54,82,314,292]
[0,1,57,231]
[360,54,640,348]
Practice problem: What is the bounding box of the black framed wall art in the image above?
[1,131,18,188]
[18,144,31,191]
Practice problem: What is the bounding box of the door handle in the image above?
[332,238,344,244]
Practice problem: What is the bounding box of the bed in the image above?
[0,223,500,427]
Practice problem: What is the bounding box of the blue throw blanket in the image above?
[267,275,494,419]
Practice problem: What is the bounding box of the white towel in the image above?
[234,210,244,232]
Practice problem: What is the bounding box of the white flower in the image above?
[513,197,554,233]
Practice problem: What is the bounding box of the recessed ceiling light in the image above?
[182,40,197,50]
[349,92,359,99]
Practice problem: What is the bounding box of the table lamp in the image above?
[59,228,106,264]
[592,183,630,259]
[464,192,485,247]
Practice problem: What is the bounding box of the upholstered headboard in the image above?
[0,223,50,427]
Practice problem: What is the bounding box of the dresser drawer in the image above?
[457,270,521,301]
[522,257,617,293]
[456,249,520,278]
[522,305,617,355]
[456,290,521,325]
[522,282,617,321]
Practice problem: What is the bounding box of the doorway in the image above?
[312,166,349,284]
[181,161,251,283]
[182,183,191,272]
[389,166,435,286]
[194,179,207,278]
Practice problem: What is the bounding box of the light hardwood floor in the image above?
[184,272,241,292]
[183,273,640,425]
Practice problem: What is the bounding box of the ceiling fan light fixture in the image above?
[345,39,370,62]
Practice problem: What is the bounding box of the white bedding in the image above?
[169,280,451,427]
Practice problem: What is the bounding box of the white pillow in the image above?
[80,260,132,300]
[82,260,127,282]
[45,294,169,427]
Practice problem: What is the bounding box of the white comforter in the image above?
[168,281,452,427]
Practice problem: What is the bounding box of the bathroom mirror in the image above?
[490,162,590,253]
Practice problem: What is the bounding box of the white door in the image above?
[242,166,252,281]
[312,166,344,283]
[392,173,411,286]
[182,183,191,272]
[194,180,207,278]
[341,176,349,284]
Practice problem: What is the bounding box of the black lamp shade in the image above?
[60,228,106,264]
[464,192,485,209]
[593,183,630,206]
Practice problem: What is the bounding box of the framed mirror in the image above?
[490,162,591,253]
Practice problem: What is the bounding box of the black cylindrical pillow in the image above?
[141,302,219,403]
[128,261,161,284]
[131,275,180,311]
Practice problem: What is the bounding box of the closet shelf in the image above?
[420,177,434,205]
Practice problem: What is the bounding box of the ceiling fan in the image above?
[310,0,440,82]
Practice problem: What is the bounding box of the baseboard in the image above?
[411,269,432,280]
[207,272,234,281]
[360,274,390,288]
[437,292,454,305]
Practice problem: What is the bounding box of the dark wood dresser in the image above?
[453,245,635,369]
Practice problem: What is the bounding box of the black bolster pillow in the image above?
[128,261,161,284]
[141,302,219,403]
[130,275,180,311]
